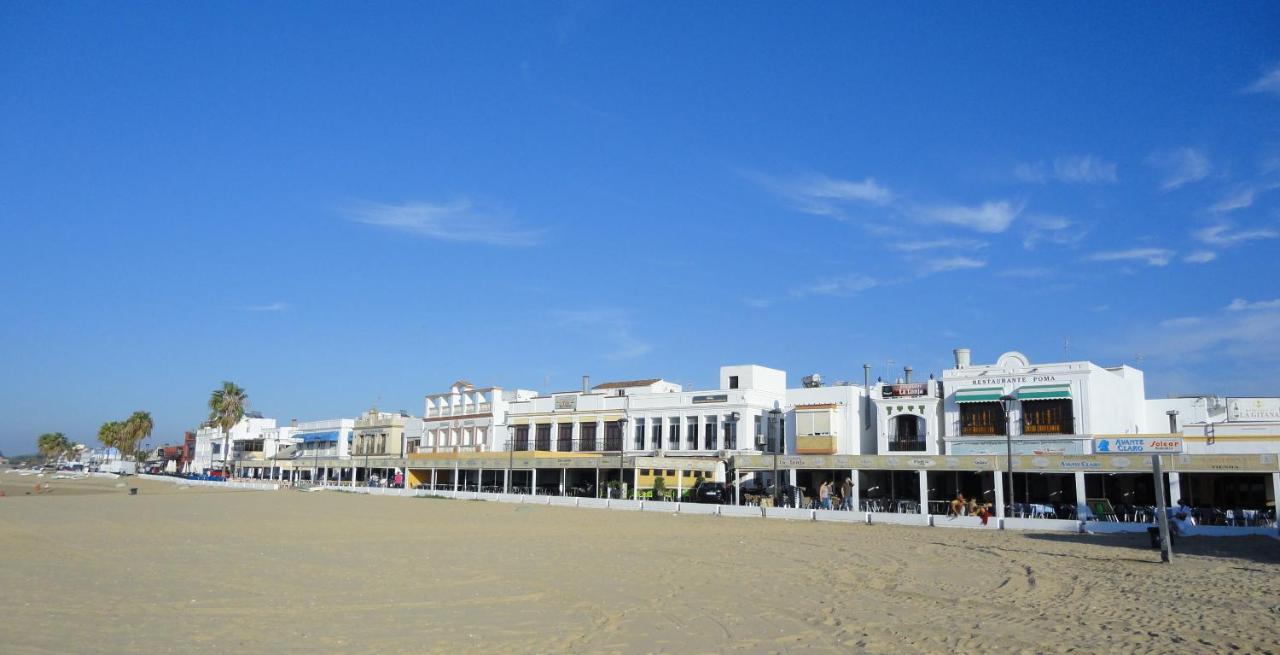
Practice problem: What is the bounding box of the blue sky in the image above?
[3,3,1279,453]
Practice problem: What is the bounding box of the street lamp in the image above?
[616,417,629,500]
[769,408,783,507]
[505,423,515,494]
[1000,394,1017,515]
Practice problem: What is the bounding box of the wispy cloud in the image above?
[347,199,545,246]
[919,256,986,275]
[1184,251,1217,264]
[1209,187,1255,213]
[889,238,988,252]
[552,309,650,359]
[1022,214,1086,250]
[749,172,892,219]
[917,200,1021,233]
[1086,248,1175,266]
[741,297,774,309]
[1147,147,1211,191]
[1014,155,1118,184]
[1193,223,1279,247]
[1244,64,1280,96]
[240,302,288,312]
[1133,302,1280,365]
[997,267,1052,278]
[791,274,879,298]
[1227,298,1280,311]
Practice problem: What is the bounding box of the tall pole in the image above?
[1153,409,1180,563]
[770,408,782,507]
[617,418,628,500]
[1001,395,1016,515]
[505,425,514,495]
[863,364,872,429]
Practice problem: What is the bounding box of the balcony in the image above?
[796,435,836,455]
[507,437,627,453]
[886,439,927,452]
[1021,417,1075,435]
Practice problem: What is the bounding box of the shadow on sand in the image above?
[1021,531,1280,567]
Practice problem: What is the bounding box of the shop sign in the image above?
[1227,397,1280,422]
[692,394,729,404]
[884,383,927,397]
[1094,437,1184,454]
[554,396,577,411]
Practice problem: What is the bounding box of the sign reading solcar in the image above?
[1093,436,1184,454]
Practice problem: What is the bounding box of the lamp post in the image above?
[769,408,783,507]
[728,412,740,505]
[505,424,515,494]
[616,417,628,500]
[1000,394,1017,515]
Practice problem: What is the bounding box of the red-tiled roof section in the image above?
[593,378,662,390]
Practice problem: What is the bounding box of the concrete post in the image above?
[531,468,538,495]
[634,467,640,500]
[918,470,929,515]
[1074,471,1088,518]
[994,471,1006,519]
[850,469,860,512]
[1167,472,1182,505]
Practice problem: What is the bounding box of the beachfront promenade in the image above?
[137,473,1280,537]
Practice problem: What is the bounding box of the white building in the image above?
[942,349,1147,456]
[192,414,276,474]
[421,381,537,454]
[871,375,945,455]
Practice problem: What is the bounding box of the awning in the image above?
[1017,384,1072,400]
[955,387,1004,403]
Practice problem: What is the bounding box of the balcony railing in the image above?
[886,439,927,452]
[959,424,1006,436]
[1021,417,1076,435]
[507,437,631,453]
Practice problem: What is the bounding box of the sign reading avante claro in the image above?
[1093,436,1184,454]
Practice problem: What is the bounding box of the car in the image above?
[686,480,728,504]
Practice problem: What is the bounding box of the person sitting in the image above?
[949,493,965,518]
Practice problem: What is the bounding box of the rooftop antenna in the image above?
[1063,337,1071,360]
[1134,353,1145,366]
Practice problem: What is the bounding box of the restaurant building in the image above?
[192,414,276,475]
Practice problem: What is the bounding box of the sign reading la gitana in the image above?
[1093,436,1184,455]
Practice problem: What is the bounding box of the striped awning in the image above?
[955,387,1004,403]
[1017,384,1072,400]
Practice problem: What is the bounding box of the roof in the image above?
[593,378,662,390]
[795,403,839,410]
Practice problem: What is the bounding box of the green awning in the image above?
[1017,384,1071,400]
[955,387,1004,403]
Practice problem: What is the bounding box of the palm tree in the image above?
[36,432,71,464]
[208,382,248,475]
[98,421,123,461]
[121,411,154,462]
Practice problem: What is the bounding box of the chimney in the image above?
[904,366,913,383]
[582,375,590,394]
[954,348,971,369]
[290,418,297,427]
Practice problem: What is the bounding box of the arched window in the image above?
[889,415,927,451]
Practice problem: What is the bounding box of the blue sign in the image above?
[1093,437,1183,454]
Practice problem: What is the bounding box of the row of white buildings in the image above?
[191,349,1280,522]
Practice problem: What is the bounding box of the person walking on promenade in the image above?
[841,477,854,511]
[819,480,831,510]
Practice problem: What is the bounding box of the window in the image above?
[796,410,832,436]
[665,469,675,477]
[535,424,551,451]
[651,420,661,450]
[212,443,221,454]
[960,403,1006,436]
[557,424,573,451]
[580,422,597,451]
[668,418,680,449]
[725,417,737,450]
[514,425,530,450]
[888,415,926,451]
[634,419,646,450]
[605,421,623,451]
[729,375,739,389]
[1022,400,1074,434]
[687,417,698,450]
[705,416,717,450]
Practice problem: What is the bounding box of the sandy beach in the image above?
[1,475,1277,654]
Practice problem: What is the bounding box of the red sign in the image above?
[884,383,927,397]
